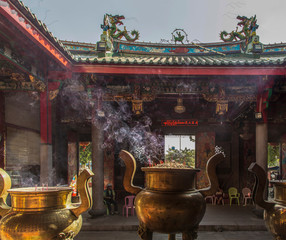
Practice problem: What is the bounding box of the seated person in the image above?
[104,183,118,215]
[215,188,224,205]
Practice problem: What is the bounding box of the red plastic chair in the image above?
[122,195,135,217]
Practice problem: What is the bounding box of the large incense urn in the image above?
[0,168,94,240]
[119,150,224,240]
[248,163,286,240]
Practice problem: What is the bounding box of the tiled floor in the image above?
[77,204,272,239]
[81,204,266,231]
[75,231,273,240]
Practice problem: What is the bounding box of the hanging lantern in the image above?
[132,100,143,115]
[174,98,186,114]
[216,100,228,115]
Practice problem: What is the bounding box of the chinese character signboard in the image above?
[161,119,198,127]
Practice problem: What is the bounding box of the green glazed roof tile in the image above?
[74,51,286,66]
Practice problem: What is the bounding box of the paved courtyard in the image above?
[75,231,273,240]
[76,205,273,239]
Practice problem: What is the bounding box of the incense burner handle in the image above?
[248,162,275,211]
[0,168,12,217]
[70,168,94,218]
[198,152,224,197]
[119,150,143,195]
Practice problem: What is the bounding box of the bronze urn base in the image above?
[249,163,286,240]
[0,168,94,240]
[120,150,224,240]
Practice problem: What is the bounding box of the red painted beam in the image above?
[47,71,72,80]
[73,64,286,76]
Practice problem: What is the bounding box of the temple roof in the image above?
[63,39,286,66]
[7,0,73,60]
[4,0,286,68]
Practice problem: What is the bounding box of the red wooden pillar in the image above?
[0,93,5,168]
[256,79,273,123]
[40,82,60,184]
[255,78,273,198]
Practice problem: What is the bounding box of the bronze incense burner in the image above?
[0,168,93,240]
[249,163,286,240]
[120,150,224,240]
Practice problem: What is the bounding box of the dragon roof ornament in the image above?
[101,14,139,42]
[220,15,263,54]
[220,15,258,42]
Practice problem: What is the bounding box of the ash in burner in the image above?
[149,161,193,169]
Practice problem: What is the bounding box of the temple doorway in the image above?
[164,135,196,168]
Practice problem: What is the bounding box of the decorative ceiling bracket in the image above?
[29,75,46,92]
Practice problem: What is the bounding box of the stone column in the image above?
[89,119,105,216]
[256,123,268,172]
[255,122,268,215]
[54,113,68,185]
[231,131,240,188]
[40,89,53,185]
[67,131,78,184]
[40,144,53,185]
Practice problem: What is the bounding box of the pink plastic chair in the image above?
[122,195,135,217]
[242,187,253,206]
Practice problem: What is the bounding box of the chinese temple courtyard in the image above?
[1,1,286,240]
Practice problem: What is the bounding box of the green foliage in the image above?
[189,136,195,142]
[165,147,195,167]
[79,142,92,166]
[268,144,279,167]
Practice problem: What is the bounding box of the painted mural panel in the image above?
[118,43,241,54]
[196,132,215,189]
